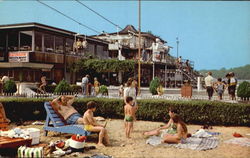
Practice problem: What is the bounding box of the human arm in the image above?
[51,96,62,111]
[158,118,173,130]
[65,95,75,106]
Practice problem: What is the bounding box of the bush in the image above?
[54,80,72,93]
[149,77,161,95]
[0,98,249,126]
[237,81,250,99]
[3,80,17,93]
[70,84,82,93]
[99,85,108,95]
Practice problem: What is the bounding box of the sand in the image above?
[12,119,250,158]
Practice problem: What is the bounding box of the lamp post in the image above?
[176,37,179,58]
[138,0,141,95]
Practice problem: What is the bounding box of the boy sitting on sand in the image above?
[124,96,136,138]
[83,101,110,147]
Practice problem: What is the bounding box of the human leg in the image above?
[127,122,133,138]
[143,129,160,136]
[87,126,106,146]
[162,134,180,144]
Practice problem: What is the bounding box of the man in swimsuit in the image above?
[124,96,136,138]
[83,101,110,147]
[51,95,84,125]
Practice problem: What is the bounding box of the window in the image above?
[87,43,95,55]
[66,38,73,54]
[20,31,32,51]
[35,32,42,51]
[44,34,54,53]
[8,31,18,51]
[0,32,6,60]
[55,36,63,54]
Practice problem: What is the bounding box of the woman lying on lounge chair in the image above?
[162,115,188,144]
[143,107,178,137]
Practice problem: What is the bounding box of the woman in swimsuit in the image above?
[162,115,188,144]
[143,107,178,136]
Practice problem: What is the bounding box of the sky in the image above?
[0,0,249,70]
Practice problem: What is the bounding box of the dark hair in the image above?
[126,96,133,103]
[87,101,97,109]
[127,78,133,87]
[217,78,222,82]
[169,107,178,114]
[172,115,187,133]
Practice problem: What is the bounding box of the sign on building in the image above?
[9,51,29,62]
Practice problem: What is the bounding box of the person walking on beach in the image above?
[205,72,215,100]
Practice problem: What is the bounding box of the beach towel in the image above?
[224,138,250,147]
[146,136,219,151]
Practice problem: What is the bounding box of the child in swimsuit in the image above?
[124,96,136,138]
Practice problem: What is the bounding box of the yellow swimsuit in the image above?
[84,125,93,131]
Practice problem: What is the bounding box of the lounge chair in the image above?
[43,102,91,136]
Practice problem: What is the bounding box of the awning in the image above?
[0,62,54,69]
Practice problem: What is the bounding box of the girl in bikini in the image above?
[162,115,188,144]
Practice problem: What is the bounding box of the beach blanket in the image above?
[146,136,219,151]
[224,138,250,147]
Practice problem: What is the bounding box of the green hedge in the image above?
[0,98,249,126]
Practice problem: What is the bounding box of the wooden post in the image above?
[138,0,141,95]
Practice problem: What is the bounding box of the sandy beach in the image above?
[13,119,250,158]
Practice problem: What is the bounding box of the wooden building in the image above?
[0,22,109,84]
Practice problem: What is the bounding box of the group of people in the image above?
[52,76,188,146]
[205,72,237,100]
[81,75,100,96]
[51,94,187,146]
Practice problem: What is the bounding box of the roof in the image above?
[93,24,166,43]
[0,22,109,44]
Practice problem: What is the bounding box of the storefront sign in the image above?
[9,51,29,62]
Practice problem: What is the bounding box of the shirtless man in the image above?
[51,95,84,125]
[83,101,110,147]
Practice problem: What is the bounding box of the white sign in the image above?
[9,51,29,62]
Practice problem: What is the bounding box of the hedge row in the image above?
[0,98,249,126]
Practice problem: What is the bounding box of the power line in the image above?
[75,0,123,30]
[37,0,102,34]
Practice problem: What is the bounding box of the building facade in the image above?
[93,25,196,87]
[0,23,109,84]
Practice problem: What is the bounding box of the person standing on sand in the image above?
[83,101,110,147]
[204,72,215,100]
[124,96,136,138]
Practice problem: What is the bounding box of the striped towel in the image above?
[224,138,250,147]
[146,136,219,151]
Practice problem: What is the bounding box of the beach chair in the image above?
[43,102,91,136]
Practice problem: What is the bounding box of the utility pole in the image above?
[138,0,141,95]
[176,37,179,58]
